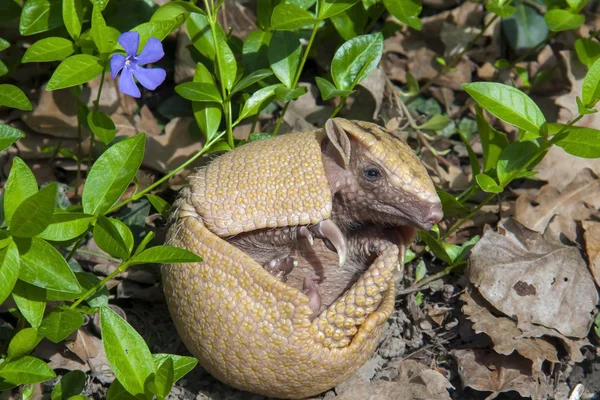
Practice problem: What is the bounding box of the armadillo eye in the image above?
[363,166,382,182]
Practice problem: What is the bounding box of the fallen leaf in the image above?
[515,169,600,243]
[555,51,600,126]
[452,349,551,400]
[534,146,600,191]
[467,218,598,338]
[583,221,600,287]
[461,287,559,371]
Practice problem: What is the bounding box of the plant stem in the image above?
[441,192,496,241]
[70,261,129,309]
[329,95,348,118]
[107,132,225,214]
[272,21,320,135]
[87,68,106,173]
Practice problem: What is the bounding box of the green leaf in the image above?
[191,63,222,142]
[90,0,109,10]
[12,281,46,328]
[76,272,108,308]
[63,0,83,39]
[331,32,384,90]
[7,328,41,359]
[152,354,198,383]
[231,69,274,94]
[582,57,600,108]
[330,4,368,40]
[550,124,600,159]
[186,13,216,61]
[319,0,360,19]
[215,31,237,91]
[10,183,57,238]
[38,212,94,242]
[107,379,138,400]
[271,3,318,30]
[475,174,503,193]
[20,0,63,36]
[243,30,272,72]
[502,0,548,51]
[39,307,84,343]
[0,38,9,51]
[4,157,38,227]
[0,241,19,304]
[496,138,543,186]
[238,84,280,121]
[544,9,584,32]
[146,195,170,219]
[91,5,116,55]
[0,60,7,77]
[436,190,469,218]
[88,111,116,145]
[419,231,453,264]
[383,0,422,30]
[268,30,302,88]
[0,356,56,384]
[93,215,132,260]
[476,106,509,173]
[15,236,82,293]
[129,245,202,266]
[485,2,516,17]
[131,19,182,49]
[151,0,204,22]
[22,37,76,63]
[152,357,174,399]
[574,38,600,67]
[175,82,223,102]
[274,85,307,101]
[51,370,86,400]
[100,306,155,397]
[0,124,25,152]
[417,115,451,131]
[82,134,146,215]
[46,55,104,91]
[315,77,353,100]
[463,82,546,135]
[0,84,32,111]
[383,0,423,31]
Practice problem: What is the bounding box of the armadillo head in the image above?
[322,118,443,233]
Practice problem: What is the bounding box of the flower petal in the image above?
[118,31,139,56]
[136,37,164,65]
[110,54,126,79]
[118,67,141,98]
[131,66,166,91]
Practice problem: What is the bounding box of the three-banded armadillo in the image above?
[162,118,442,399]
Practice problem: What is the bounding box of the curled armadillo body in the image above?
[162,119,439,398]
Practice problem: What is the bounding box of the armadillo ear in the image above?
[325,119,351,168]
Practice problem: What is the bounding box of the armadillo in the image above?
[162,118,442,398]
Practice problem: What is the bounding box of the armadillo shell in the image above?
[162,200,398,399]
[188,130,333,237]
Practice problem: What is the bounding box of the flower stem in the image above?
[272,20,320,136]
[88,68,106,173]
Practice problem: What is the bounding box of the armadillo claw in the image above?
[162,207,398,399]
[265,256,298,281]
[302,273,322,318]
[308,219,347,267]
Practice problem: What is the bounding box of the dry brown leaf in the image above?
[467,218,598,338]
[555,51,600,127]
[514,323,590,364]
[535,146,600,191]
[134,104,161,136]
[145,117,203,174]
[335,360,453,400]
[514,169,600,243]
[66,328,114,385]
[583,221,600,287]
[452,349,551,400]
[461,287,559,371]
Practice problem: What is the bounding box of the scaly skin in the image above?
[162,119,441,398]
[163,198,398,398]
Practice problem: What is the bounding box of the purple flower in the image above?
[110,32,166,98]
